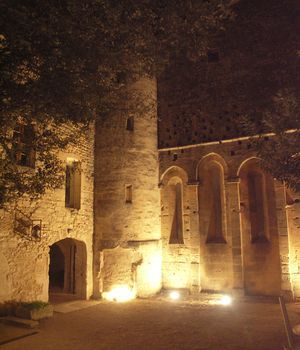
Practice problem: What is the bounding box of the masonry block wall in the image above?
[157,0,300,297]
[159,140,297,296]
[0,124,94,302]
[287,197,300,298]
[94,77,161,297]
[158,0,299,149]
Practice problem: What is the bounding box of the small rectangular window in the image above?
[125,184,132,203]
[13,124,35,167]
[65,160,81,209]
[126,116,134,131]
[207,50,219,63]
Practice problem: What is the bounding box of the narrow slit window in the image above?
[126,116,134,131]
[125,184,132,203]
[206,163,226,243]
[247,171,268,243]
[65,160,81,210]
[169,182,184,244]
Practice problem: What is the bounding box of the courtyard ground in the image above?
[1,295,300,350]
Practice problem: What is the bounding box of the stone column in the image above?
[94,77,161,297]
[187,181,201,293]
[226,177,244,294]
[274,182,293,299]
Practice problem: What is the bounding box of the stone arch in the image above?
[236,156,261,178]
[197,154,227,243]
[49,238,87,300]
[238,157,281,296]
[160,166,191,289]
[160,165,188,186]
[238,157,269,243]
[161,166,187,245]
[196,153,228,181]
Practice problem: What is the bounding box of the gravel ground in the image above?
[1,296,299,350]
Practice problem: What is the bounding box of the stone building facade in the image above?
[156,0,300,299]
[1,0,300,303]
[0,125,95,302]
[158,141,300,298]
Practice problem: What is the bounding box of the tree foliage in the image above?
[243,90,300,193]
[0,0,234,206]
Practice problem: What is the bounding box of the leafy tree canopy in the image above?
[0,0,234,206]
[243,90,300,193]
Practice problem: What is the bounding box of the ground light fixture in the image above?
[219,295,232,306]
[169,290,180,301]
[102,285,136,302]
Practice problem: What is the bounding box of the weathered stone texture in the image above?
[287,198,300,298]
[0,125,94,302]
[94,78,161,296]
[157,0,299,149]
[159,139,296,296]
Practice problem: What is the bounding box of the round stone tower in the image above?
[94,77,161,298]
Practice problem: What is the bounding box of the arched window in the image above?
[169,181,184,244]
[206,162,226,243]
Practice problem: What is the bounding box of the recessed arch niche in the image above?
[238,158,281,296]
[197,154,227,243]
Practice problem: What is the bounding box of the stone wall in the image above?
[94,77,161,298]
[159,138,297,297]
[286,193,300,298]
[0,124,94,302]
[157,0,299,149]
[156,0,299,298]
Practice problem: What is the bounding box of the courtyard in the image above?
[1,295,299,350]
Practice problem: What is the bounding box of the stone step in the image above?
[0,316,39,329]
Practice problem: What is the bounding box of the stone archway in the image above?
[49,238,87,301]
[238,158,281,296]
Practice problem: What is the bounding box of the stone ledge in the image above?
[0,316,39,329]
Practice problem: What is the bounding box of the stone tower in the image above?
[94,77,161,298]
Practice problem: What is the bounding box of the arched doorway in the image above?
[239,159,281,296]
[49,238,87,301]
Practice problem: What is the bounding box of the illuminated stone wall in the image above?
[286,197,300,298]
[157,0,299,298]
[0,124,94,302]
[94,77,161,298]
[159,139,295,297]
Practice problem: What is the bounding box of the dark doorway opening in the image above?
[48,238,87,303]
[49,244,65,292]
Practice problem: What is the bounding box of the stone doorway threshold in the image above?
[49,292,79,304]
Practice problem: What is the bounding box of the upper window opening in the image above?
[169,182,184,244]
[126,116,134,131]
[65,160,81,210]
[13,124,35,167]
[125,184,133,203]
[207,50,219,63]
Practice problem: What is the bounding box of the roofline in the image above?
[158,129,299,152]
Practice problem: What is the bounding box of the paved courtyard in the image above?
[1,296,300,350]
